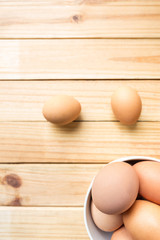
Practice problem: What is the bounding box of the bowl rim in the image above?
[84,155,160,240]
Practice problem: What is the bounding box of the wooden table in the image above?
[0,1,160,239]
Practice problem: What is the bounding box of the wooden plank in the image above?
[0,207,88,240]
[0,164,101,206]
[2,1,160,6]
[1,2,160,38]
[0,80,160,121]
[0,39,160,79]
[0,122,160,163]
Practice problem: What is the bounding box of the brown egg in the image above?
[133,161,160,205]
[92,162,139,215]
[91,201,123,232]
[111,86,142,125]
[123,200,160,240]
[42,95,81,125]
[111,227,134,240]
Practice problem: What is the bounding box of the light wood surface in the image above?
[0,164,101,206]
[0,122,160,163]
[1,1,160,38]
[0,40,160,79]
[0,1,160,239]
[1,0,160,5]
[0,80,160,121]
[0,207,87,240]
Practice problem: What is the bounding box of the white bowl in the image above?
[84,156,160,240]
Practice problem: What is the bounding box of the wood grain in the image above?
[1,0,160,6]
[0,207,88,240]
[1,1,160,38]
[0,122,160,163]
[2,0,160,6]
[0,164,101,206]
[0,39,160,79]
[0,80,160,121]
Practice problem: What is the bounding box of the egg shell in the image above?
[111,86,142,125]
[111,227,134,240]
[91,201,123,232]
[123,200,160,240]
[92,162,139,215]
[42,95,81,125]
[133,161,160,205]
